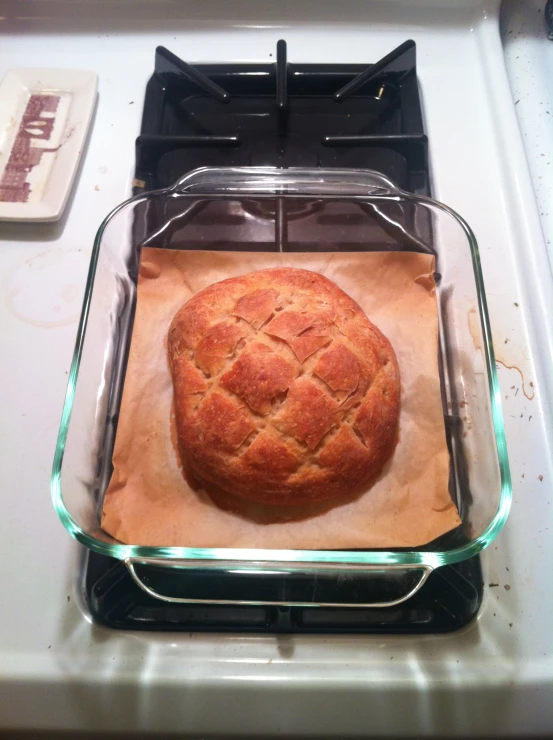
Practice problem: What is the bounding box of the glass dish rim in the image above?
[51,167,512,569]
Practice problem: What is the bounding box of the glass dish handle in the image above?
[125,557,432,608]
[172,166,401,196]
[169,166,434,254]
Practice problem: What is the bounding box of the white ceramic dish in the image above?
[0,68,97,222]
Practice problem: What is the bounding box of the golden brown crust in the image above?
[221,342,297,416]
[168,267,400,506]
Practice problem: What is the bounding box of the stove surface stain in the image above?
[3,249,87,328]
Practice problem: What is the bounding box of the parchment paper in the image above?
[101,250,461,548]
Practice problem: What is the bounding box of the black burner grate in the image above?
[133,40,429,195]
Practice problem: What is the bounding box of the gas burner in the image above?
[134,40,429,195]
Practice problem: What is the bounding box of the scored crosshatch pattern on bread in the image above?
[168,268,400,506]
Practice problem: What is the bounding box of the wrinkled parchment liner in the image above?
[102,250,461,549]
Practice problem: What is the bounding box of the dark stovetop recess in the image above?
[86,552,483,633]
[84,41,483,633]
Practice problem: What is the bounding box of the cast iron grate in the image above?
[133,40,429,195]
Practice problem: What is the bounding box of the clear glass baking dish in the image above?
[51,167,511,607]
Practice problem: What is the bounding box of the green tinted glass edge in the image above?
[51,189,512,569]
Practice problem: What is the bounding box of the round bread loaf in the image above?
[168,267,400,506]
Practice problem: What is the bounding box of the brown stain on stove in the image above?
[467,303,535,401]
[467,305,483,353]
[4,287,80,328]
[495,359,535,401]
[0,94,61,203]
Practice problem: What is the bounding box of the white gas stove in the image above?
[1,0,552,736]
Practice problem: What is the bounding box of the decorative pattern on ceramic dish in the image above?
[0,68,97,221]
